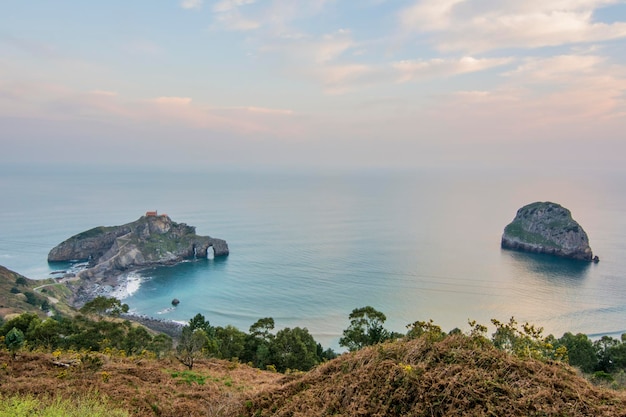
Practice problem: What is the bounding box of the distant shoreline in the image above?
[121,312,184,339]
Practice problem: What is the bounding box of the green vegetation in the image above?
[1,295,626,416]
[80,296,129,317]
[175,313,336,372]
[2,299,626,386]
[74,226,114,240]
[0,266,58,318]
[340,306,400,351]
[0,310,172,358]
[504,222,560,247]
[5,327,24,359]
[0,394,129,417]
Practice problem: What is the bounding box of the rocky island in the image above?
[48,212,228,304]
[501,202,597,262]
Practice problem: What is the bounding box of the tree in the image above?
[188,313,214,335]
[5,327,25,359]
[148,334,173,358]
[270,327,319,372]
[80,296,129,317]
[214,325,247,360]
[244,317,275,367]
[594,335,626,373]
[249,317,275,341]
[176,326,208,370]
[28,318,63,350]
[122,326,153,356]
[406,319,445,342]
[557,332,597,373]
[339,306,390,352]
[0,313,40,336]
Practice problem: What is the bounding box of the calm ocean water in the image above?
[1,166,625,349]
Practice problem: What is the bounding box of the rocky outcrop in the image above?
[48,215,229,279]
[501,202,595,261]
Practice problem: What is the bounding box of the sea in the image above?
[1,165,625,350]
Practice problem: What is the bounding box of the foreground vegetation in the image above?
[2,263,626,416]
[1,323,625,417]
[0,393,129,417]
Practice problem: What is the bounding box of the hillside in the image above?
[0,265,72,319]
[241,335,626,417]
[0,350,282,417]
[2,335,626,417]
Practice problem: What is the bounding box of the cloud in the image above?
[214,11,261,31]
[232,106,294,115]
[393,56,513,82]
[152,96,193,106]
[400,0,626,53]
[309,64,378,94]
[213,0,256,13]
[181,0,203,10]
[427,52,626,142]
[89,90,118,97]
[210,0,260,31]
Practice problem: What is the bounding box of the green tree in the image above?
[188,313,214,335]
[23,291,39,306]
[316,343,337,362]
[491,317,564,361]
[593,335,626,373]
[406,319,446,342]
[270,327,319,372]
[5,327,25,359]
[80,296,129,317]
[557,332,597,373]
[244,317,275,367]
[214,325,247,360]
[176,326,208,370]
[0,313,40,336]
[339,306,390,352]
[122,326,153,356]
[28,318,63,350]
[249,317,275,341]
[148,334,173,358]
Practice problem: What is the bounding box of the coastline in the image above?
[67,268,186,339]
[121,312,184,339]
[103,271,186,339]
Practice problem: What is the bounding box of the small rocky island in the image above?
[48,212,228,304]
[501,202,598,262]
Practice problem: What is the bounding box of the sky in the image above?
[1,0,626,172]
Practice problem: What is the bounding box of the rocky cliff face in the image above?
[48,215,229,278]
[501,202,595,261]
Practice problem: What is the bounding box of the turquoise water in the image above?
[1,166,625,349]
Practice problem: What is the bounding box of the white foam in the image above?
[110,272,144,300]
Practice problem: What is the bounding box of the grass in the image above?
[0,350,281,417]
[0,393,129,417]
[73,226,115,240]
[504,222,560,248]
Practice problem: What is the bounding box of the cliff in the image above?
[501,202,595,261]
[48,214,229,280]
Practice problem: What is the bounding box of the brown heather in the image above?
[2,334,626,416]
[0,350,281,417]
[241,335,626,417]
